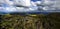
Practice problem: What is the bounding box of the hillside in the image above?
[0,13,60,29]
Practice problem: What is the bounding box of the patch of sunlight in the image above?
[28,14,37,16]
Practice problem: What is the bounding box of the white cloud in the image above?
[35,1,41,5]
[31,1,37,6]
[42,0,54,5]
[0,0,14,6]
[13,0,31,7]
[0,0,41,12]
[0,0,5,3]
[0,0,60,13]
[5,0,13,6]
[54,0,60,8]
[42,0,59,10]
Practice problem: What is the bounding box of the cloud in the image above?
[54,0,60,9]
[5,0,13,6]
[13,0,31,7]
[0,0,5,3]
[0,0,14,6]
[35,1,41,5]
[31,1,37,6]
[41,0,58,10]
[0,0,60,13]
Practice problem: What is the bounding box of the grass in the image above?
[0,13,60,29]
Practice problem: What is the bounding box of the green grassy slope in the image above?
[0,13,60,29]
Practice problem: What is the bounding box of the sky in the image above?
[0,0,41,13]
[9,0,41,2]
[31,0,41,2]
[0,0,60,14]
